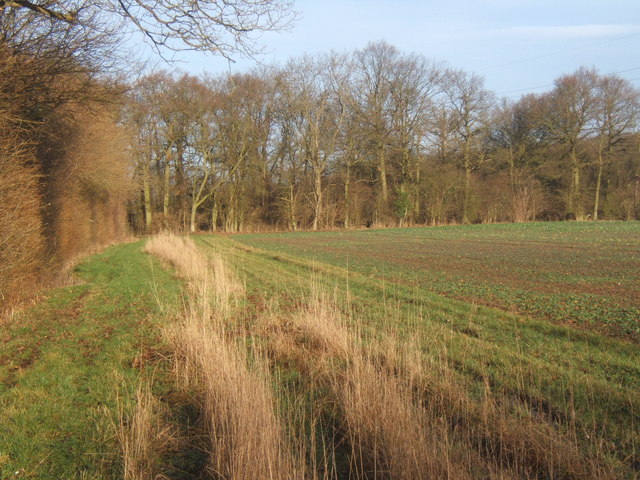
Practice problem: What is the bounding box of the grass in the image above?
[0,241,183,479]
[145,233,309,479]
[1,223,638,478]
[147,233,610,478]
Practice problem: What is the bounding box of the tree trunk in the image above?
[462,156,472,224]
[569,144,583,220]
[190,204,197,233]
[163,161,170,219]
[507,147,520,222]
[412,162,421,222]
[312,165,322,231]
[211,198,218,232]
[593,138,605,221]
[288,184,297,231]
[378,143,388,204]
[142,162,152,231]
[344,164,351,229]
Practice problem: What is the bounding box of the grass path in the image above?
[0,241,182,479]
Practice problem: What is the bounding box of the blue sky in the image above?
[149,0,640,98]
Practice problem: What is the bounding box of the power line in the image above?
[497,83,554,95]
[615,67,640,74]
[496,66,640,97]
[479,32,640,71]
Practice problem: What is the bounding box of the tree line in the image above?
[126,42,640,233]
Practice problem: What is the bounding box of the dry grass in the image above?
[281,299,460,479]
[168,318,305,479]
[143,233,306,479]
[144,234,210,285]
[336,352,458,480]
[144,232,243,318]
[113,384,175,480]
[256,289,614,480]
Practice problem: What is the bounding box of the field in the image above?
[214,221,639,477]
[1,222,639,479]
[234,221,640,340]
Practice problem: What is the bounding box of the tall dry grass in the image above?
[336,353,457,480]
[113,384,175,480]
[168,319,305,479]
[144,233,243,319]
[142,233,307,479]
[278,298,461,479]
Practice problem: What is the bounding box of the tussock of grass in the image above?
[169,319,303,479]
[144,232,243,318]
[336,352,453,479]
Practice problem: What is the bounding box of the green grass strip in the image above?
[0,241,182,479]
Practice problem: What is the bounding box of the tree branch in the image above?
[2,0,77,22]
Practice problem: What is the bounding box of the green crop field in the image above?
[224,221,640,476]
[234,221,640,341]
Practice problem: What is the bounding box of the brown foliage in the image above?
[0,131,45,306]
[0,42,131,308]
[44,104,132,263]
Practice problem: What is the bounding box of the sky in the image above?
[146,0,640,99]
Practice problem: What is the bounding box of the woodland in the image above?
[127,58,640,234]
[1,0,639,306]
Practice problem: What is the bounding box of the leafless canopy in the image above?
[0,0,296,59]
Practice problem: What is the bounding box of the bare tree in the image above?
[272,80,305,231]
[209,73,272,231]
[125,74,169,231]
[490,94,548,221]
[443,69,494,224]
[122,44,640,230]
[282,54,349,230]
[542,67,598,220]
[387,54,442,225]
[592,73,640,220]
[352,42,398,214]
[1,0,296,59]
